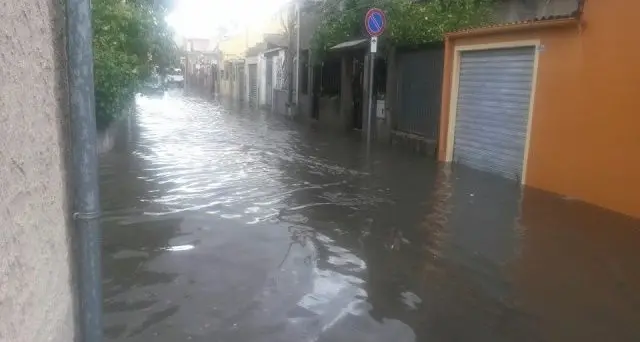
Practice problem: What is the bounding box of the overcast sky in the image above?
[167,0,289,39]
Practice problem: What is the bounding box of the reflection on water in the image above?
[102,91,640,342]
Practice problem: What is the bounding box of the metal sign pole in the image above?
[364,8,384,152]
[366,37,377,151]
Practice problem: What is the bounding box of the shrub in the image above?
[92,0,177,129]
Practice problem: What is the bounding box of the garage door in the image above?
[237,64,245,102]
[249,63,258,106]
[453,46,535,181]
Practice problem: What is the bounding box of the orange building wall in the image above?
[438,0,640,218]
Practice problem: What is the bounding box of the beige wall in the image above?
[217,4,289,100]
[0,0,75,341]
[186,38,214,52]
[219,5,287,61]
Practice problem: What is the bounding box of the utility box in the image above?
[376,99,386,119]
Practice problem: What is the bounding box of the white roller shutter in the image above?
[249,64,258,106]
[453,46,535,180]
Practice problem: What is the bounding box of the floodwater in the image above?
[101,91,640,342]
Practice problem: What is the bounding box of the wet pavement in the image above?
[101,90,640,342]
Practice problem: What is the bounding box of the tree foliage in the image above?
[92,0,178,128]
[310,0,495,60]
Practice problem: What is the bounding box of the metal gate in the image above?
[249,63,258,106]
[237,64,246,102]
[453,46,535,180]
[265,57,273,106]
[311,64,321,119]
[396,46,444,139]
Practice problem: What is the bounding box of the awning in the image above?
[263,47,286,57]
[330,38,368,51]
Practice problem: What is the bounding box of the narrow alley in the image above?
[101,91,640,342]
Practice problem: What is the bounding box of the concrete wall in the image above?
[439,0,640,218]
[258,54,267,106]
[317,96,342,128]
[273,89,288,116]
[298,94,310,119]
[0,0,75,341]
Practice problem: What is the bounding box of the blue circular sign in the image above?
[365,8,386,37]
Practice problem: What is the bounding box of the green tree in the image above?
[92,0,178,128]
[310,0,495,60]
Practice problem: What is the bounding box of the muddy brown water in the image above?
[101,91,640,342]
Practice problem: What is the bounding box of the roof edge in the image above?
[446,17,579,40]
[263,47,287,57]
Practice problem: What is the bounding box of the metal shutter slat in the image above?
[249,64,258,106]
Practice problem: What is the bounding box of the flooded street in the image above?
[101,91,640,342]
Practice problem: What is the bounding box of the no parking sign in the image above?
[365,8,386,37]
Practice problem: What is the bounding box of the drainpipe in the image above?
[294,1,301,111]
[286,1,295,114]
[66,0,103,341]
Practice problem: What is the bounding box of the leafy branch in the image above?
[310,0,495,59]
[92,0,178,128]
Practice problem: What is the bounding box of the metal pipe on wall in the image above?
[286,0,296,114]
[295,1,301,110]
[66,0,103,340]
[366,51,376,150]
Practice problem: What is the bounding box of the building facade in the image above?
[438,0,640,218]
[182,37,219,94]
[218,4,291,101]
[0,0,76,341]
